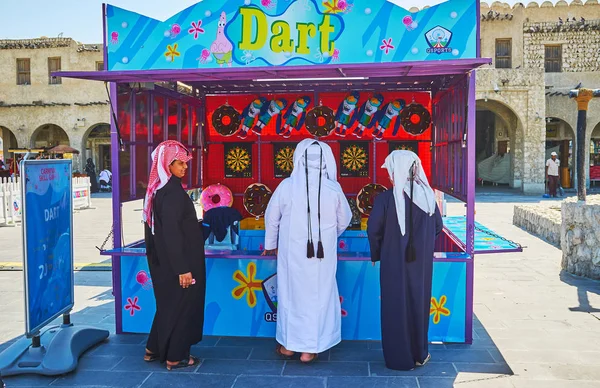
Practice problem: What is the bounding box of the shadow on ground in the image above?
[1,311,513,388]
[560,270,600,314]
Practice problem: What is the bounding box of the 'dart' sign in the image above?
[21,160,74,337]
[105,0,478,71]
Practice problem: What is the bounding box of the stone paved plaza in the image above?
[0,193,599,387]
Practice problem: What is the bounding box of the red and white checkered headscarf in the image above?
[143,140,193,233]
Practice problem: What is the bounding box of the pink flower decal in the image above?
[124,296,141,316]
[332,48,340,62]
[340,296,348,317]
[380,38,395,55]
[188,20,205,39]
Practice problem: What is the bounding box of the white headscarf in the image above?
[382,150,436,235]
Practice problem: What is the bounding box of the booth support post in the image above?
[465,71,476,344]
[109,82,124,334]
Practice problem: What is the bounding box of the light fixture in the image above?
[253,76,369,82]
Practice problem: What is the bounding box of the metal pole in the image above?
[569,89,600,202]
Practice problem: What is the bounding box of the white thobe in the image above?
[265,176,352,353]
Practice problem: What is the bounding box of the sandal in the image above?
[276,344,294,359]
[300,353,318,364]
[144,350,159,363]
[415,353,431,367]
[166,355,200,371]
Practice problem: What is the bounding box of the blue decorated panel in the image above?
[105,0,478,70]
[443,216,522,253]
[119,255,466,342]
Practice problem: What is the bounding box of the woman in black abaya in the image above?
[142,140,206,371]
[85,158,99,193]
[367,150,443,371]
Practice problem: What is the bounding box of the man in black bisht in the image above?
[367,150,443,371]
[142,140,206,371]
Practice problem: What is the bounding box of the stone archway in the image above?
[0,126,19,163]
[83,123,111,171]
[31,123,70,149]
[545,117,575,189]
[476,99,525,190]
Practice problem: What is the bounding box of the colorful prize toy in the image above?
[352,93,384,138]
[400,102,432,135]
[252,99,288,135]
[372,99,406,140]
[305,105,336,138]
[334,91,360,137]
[278,96,312,138]
[200,183,234,212]
[238,97,268,139]
[212,104,242,137]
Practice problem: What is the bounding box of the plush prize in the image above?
[238,97,268,139]
[372,99,406,140]
[334,91,360,137]
[278,96,312,138]
[352,93,384,138]
[252,98,288,135]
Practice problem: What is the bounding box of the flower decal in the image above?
[430,295,451,324]
[165,44,180,62]
[232,262,263,308]
[380,38,395,55]
[340,296,348,317]
[188,20,205,39]
[124,296,141,316]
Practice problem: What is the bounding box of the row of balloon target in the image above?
[200,182,389,220]
[211,92,432,141]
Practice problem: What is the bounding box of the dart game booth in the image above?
[56,0,522,344]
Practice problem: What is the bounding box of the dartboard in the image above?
[275,145,294,174]
[226,146,251,173]
[342,145,368,172]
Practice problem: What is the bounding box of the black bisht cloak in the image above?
[367,190,443,370]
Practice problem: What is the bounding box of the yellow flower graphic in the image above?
[323,0,343,13]
[232,262,263,308]
[430,295,451,324]
[165,44,180,62]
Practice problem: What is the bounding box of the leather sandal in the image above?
[166,355,200,371]
[276,344,294,359]
[300,353,318,364]
[144,350,159,362]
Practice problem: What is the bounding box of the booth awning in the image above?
[54,59,491,84]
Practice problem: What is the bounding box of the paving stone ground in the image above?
[0,190,599,387]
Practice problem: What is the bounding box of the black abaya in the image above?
[85,161,99,193]
[144,176,206,363]
[367,190,443,371]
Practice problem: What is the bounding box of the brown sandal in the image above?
[300,353,318,364]
[166,355,200,371]
[276,344,294,359]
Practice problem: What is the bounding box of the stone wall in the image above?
[561,196,600,279]
[514,203,562,246]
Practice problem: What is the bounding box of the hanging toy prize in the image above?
[305,105,336,137]
[352,93,384,138]
[400,102,432,135]
[252,98,288,135]
[237,97,268,139]
[278,96,312,138]
[372,99,407,140]
[334,91,360,137]
[212,104,242,137]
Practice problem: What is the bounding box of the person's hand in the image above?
[262,249,278,256]
[371,261,376,267]
[179,272,193,288]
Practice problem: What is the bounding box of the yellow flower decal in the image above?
[165,44,180,62]
[232,262,263,308]
[323,0,343,13]
[430,295,451,324]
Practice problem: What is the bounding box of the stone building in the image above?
[476,0,600,193]
[0,37,110,172]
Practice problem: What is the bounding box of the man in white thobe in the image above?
[263,139,352,363]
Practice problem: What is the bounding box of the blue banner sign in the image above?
[21,160,74,337]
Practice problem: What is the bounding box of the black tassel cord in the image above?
[316,148,324,259]
[406,161,417,262]
[305,150,315,258]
